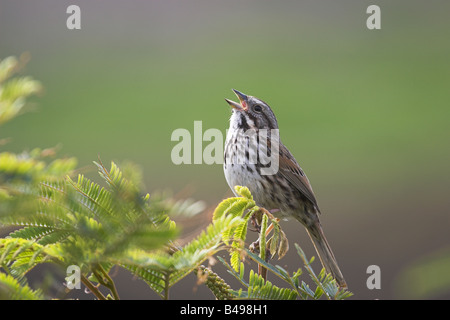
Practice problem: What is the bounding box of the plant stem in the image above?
[97,264,120,300]
[258,214,268,281]
[80,274,107,300]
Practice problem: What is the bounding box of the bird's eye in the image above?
[254,105,262,113]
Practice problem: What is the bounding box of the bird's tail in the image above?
[306,223,347,288]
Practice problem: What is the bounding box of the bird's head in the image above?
[225,89,279,131]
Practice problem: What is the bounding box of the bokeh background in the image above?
[1,0,449,299]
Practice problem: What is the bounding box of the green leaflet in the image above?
[259,214,268,262]
[0,238,54,280]
[219,247,353,300]
[0,272,43,300]
[120,213,244,298]
[2,151,235,299]
[211,186,257,272]
[244,269,298,300]
[122,214,243,271]
[219,256,297,300]
[0,55,42,126]
[8,226,70,246]
[213,197,254,222]
[213,186,255,222]
[233,186,253,200]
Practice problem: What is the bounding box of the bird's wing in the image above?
[278,144,320,212]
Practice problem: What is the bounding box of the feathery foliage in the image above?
[209,185,352,300]
[0,54,42,126]
[0,272,42,300]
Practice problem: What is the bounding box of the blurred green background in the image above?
[1,0,449,299]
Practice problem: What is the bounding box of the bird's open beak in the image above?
[225,89,248,111]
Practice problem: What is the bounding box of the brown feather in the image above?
[278,144,320,212]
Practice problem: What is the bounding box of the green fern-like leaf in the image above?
[8,226,70,246]
[0,55,42,126]
[227,211,254,271]
[220,259,297,300]
[0,238,53,280]
[121,264,166,297]
[212,195,255,222]
[233,186,253,200]
[119,213,243,297]
[0,272,43,300]
[245,270,298,300]
[212,187,258,273]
